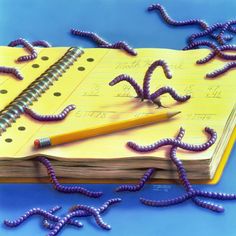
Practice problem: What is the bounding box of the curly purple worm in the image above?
[127,127,216,152]
[147,4,233,43]
[44,199,121,235]
[48,205,111,236]
[183,40,236,60]
[69,198,122,214]
[196,44,236,64]
[109,74,143,98]
[8,38,38,62]
[109,60,189,107]
[217,20,236,44]
[168,128,223,212]
[206,61,236,78]
[142,60,172,99]
[37,157,103,198]
[0,66,24,80]
[148,4,208,27]
[32,40,52,47]
[71,29,137,56]
[187,23,227,45]
[24,104,76,121]
[3,207,83,228]
[42,206,82,230]
[115,168,155,192]
[43,206,62,230]
[127,127,236,212]
[139,128,223,212]
[150,86,191,102]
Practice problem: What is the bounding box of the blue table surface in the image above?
[0,0,236,235]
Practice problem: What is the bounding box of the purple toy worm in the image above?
[140,193,191,207]
[71,29,137,56]
[101,41,137,56]
[4,208,83,228]
[142,60,172,99]
[150,86,191,102]
[196,44,236,64]
[194,190,236,200]
[45,199,121,234]
[0,66,24,80]
[71,29,109,45]
[37,157,103,198]
[115,168,155,192]
[109,74,143,98]
[109,60,188,107]
[187,23,227,45]
[148,4,208,27]
[127,127,217,153]
[206,62,236,78]
[217,20,236,44]
[128,127,236,212]
[136,128,223,212]
[183,40,236,60]
[42,206,82,230]
[24,104,76,121]
[8,38,38,62]
[42,206,62,230]
[147,4,233,43]
[32,40,52,47]
[169,128,223,212]
[47,205,111,236]
[69,198,122,214]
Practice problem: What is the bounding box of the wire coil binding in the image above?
[0,47,84,134]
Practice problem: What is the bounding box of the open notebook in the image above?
[0,46,235,183]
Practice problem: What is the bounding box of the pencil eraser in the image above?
[34,139,40,149]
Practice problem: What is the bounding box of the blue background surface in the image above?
[0,0,236,235]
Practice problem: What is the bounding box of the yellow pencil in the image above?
[34,110,181,148]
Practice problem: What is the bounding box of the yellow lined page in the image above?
[0,48,234,163]
[0,47,68,110]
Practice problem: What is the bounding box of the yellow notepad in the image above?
[0,46,235,183]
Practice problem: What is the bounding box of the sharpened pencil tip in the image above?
[168,111,181,118]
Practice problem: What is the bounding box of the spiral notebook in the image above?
[0,46,235,183]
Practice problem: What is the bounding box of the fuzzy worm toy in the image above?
[184,41,236,78]
[128,127,236,212]
[5,199,121,235]
[206,61,236,78]
[47,199,121,235]
[71,29,137,56]
[115,168,155,192]
[37,157,103,198]
[183,40,236,61]
[43,198,121,231]
[196,44,236,64]
[109,60,190,107]
[48,205,112,236]
[127,127,217,152]
[8,38,38,62]
[42,206,82,230]
[69,198,122,214]
[24,104,76,121]
[147,4,234,44]
[217,20,236,44]
[3,207,83,228]
[187,23,227,45]
[32,40,52,47]
[0,66,24,80]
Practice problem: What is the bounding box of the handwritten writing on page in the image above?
[0,48,234,165]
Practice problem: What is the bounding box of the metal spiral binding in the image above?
[0,47,84,134]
